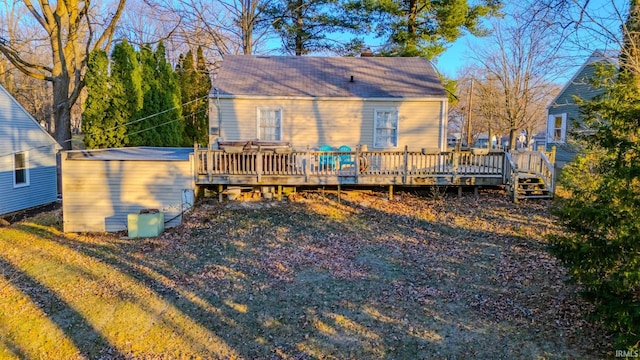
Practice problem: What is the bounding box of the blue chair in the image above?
[338,145,355,170]
[318,145,335,169]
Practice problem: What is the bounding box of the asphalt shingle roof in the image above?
[211,55,447,98]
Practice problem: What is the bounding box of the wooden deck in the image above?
[193,147,508,187]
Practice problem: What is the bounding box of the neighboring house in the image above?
[546,50,616,168]
[61,147,195,232]
[209,55,449,152]
[0,83,60,215]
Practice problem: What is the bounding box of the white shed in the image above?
[61,147,194,233]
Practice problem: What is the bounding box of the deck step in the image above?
[514,171,553,200]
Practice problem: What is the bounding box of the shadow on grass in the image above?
[0,255,123,358]
[9,190,594,359]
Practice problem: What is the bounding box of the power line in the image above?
[83,96,208,136]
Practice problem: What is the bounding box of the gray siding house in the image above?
[209,55,449,152]
[0,84,60,215]
[546,51,615,167]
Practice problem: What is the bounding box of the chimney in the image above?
[360,48,374,57]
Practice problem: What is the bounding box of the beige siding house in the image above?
[209,55,448,152]
[62,147,194,233]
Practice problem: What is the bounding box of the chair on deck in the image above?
[338,145,355,170]
[318,145,335,169]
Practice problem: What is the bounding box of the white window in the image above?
[547,113,567,143]
[374,109,399,148]
[257,108,282,141]
[14,152,29,187]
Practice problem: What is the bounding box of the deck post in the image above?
[355,145,360,182]
[458,186,463,197]
[192,143,198,182]
[207,147,213,182]
[278,185,283,201]
[305,145,310,182]
[337,183,341,204]
[218,184,223,203]
[256,147,263,183]
[402,145,409,184]
[389,185,393,200]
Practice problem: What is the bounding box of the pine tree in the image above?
[362,0,502,59]
[82,50,121,149]
[178,47,211,146]
[154,42,184,146]
[550,3,640,350]
[133,42,184,147]
[109,40,144,147]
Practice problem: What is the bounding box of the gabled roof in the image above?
[0,83,60,156]
[210,55,447,99]
[548,50,618,109]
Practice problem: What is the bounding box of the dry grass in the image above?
[0,189,608,359]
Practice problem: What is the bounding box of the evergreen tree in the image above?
[154,42,184,147]
[550,3,640,350]
[359,0,502,59]
[109,40,144,147]
[177,47,211,146]
[82,50,124,149]
[266,0,365,55]
[133,42,184,147]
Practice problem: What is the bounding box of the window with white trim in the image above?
[14,152,29,187]
[374,109,399,148]
[547,113,567,143]
[257,108,282,141]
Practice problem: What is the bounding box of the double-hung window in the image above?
[547,113,567,143]
[14,152,29,187]
[257,108,282,141]
[374,109,399,148]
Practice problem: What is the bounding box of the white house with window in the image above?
[546,51,616,168]
[209,55,448,152]
[0,83,60,216]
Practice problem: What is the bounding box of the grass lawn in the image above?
[0,189,607,359]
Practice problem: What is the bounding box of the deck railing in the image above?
[194,145,505,183]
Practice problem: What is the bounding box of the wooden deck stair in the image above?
[514,173,552,200]
[505,151,556,202]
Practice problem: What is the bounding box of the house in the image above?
[0,83,60,216]
[546,51,616,168]
[208,55,449,152]
[61,147,194,232]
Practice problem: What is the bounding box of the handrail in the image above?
[503,152,518,201]
[509,150,555,197]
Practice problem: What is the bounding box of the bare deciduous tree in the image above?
[0,0,126,149]
[471,10,562,149]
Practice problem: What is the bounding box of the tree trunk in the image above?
[53,76,72,150]
[295,0,304,56]
[407,0,418,54]
[509,128,517,151]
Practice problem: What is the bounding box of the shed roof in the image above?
[65,147,193,161]
[210,55,447,99]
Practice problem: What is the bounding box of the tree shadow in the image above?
[0,255,124,359]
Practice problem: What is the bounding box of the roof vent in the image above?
[350,75,354,82]
[360,48,374,57]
